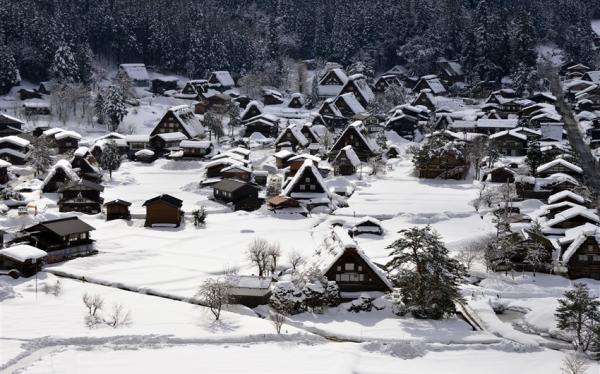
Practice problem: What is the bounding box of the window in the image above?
[593,255,600,262]
[310,184,316,191]
[336,266,341,271]
[305,177,310,182]
[578,255,589,262]
[344,263,355,271]
[299,185,306,191]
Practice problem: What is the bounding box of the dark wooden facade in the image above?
[565,237,600,280]
[104,199,131,221]
[58,180,104,214]
[143,194,184,227]
[324,248,392,294]
[213,179,262,211]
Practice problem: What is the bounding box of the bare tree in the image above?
[247,238,271,277]
[267,241,281,275]
[43,279,63,296]
[270,310,286,334]
[468,136,488,180]
[106,303,132,328]
[560,354,589,374]
[196,278,231,321]
[368,157,386,176]
[287,250,305,271]
[82,292,104,327]
[455,247,480,272]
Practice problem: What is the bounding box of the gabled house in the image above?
[243,114,279,138]
[489,130,528,156]
[484,166,517,183]
[332,145,361,176]
[118,63,150,87]
[54,130,82,154]
[413,75,446,95]
[318,226,393,299]
[262,89,284,105]
[241,101,264,122]
[41,160,80,192]
[317,68,349,98]
[0,245,47,277]
[557,224,600,280]
[282,159,330,208]
[334,93,366,118]
[547,190,590,206]
[0,113,24,136]
[21,216,95,263]
[180,79,208,98]
[0,136,30,165]
[339,74,375,107]
[542,206,600,235]
[274,124,309,151]
[222,165,252,182]
[212,179,262,211]
[58,179,104,214]
[582,71,600,84]
[385,112,420,140]
[70,153,102,183]
[180,140,213,158]
[373,75,402,93]
[411,89,436,111]
[150,131,187,152]
[151,77,178,94]
[207,71,235,91]
[151,105,204,139]
[351,217,383,236]
[143,194,184,227]
[434,58,464,85]
[287,93,305,108]
[104,199,131,221]
[330,121,380,161]
[536,159,583,179]
[299,123,320,144]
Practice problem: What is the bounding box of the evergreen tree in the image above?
[555,283,600,352]
[512,11,537,69]
[386,226,467,319]
[104,86,127,132]
[99,140,122,179]
[50,44,79,83]
[94,92,106,125]
[525,140,543,176]
[0,43,19,95]
[29,137,53,176]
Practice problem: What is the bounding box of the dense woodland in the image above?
[0,0,599,89]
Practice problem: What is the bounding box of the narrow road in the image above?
[550,75,600,199]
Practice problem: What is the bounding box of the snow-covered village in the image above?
[1,1,600,373]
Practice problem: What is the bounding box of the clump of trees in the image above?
[246,238,282,277]
[82,292,132,328]
[555,283,600,353]
[99,140,122,179]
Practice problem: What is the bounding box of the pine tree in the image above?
[99,140,122,179]
[50,44,79,83]
[386,225,467,319]
[104,86,127,132]
[94,92,106,125]
[555,283,600,352]
[29,137,53,176]
[525,140,543,176]
[0,43,20,95]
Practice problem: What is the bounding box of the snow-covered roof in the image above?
[135,149,154,157]
[73,146,90,158]
[154,131,187,142]
[334,145,361,167]
[545,206,600,229]
[537,159,583,174]
[55,130,82,140]
[0,244,47,262]
[547,190,586,205]
[583,71,600,83]
[336,93,366,115]
[0,159,11,168]
[42,159,79,188]
[0,148,29,159]
[167,105,204,138]
[559,223,600,263]
[209,71,235,87]
[332,121,380,154]
[0,113,24,125]
[42,128,65,137]
[241,101,264,120]
[0,135,30,148]
[489,129,527,141]
[288,153,321,163]
[315,226,394,291]
[119,63,149,82]
[417,75,446,95]
[273,150,294,159]
[125,135,150,143]
[347,74,375,103]
[94,132,126,142]
[180,140,211,149]
[282,159,330,199]
[274,124,309,147]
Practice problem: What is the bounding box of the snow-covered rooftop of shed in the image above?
[537,159,583,174]
[547,190,586,205]
[0,244,47,262]
[0,135,30,147]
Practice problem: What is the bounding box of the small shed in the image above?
[143,194,184,227]
[104,199,132,221]
[0,245,47,277]
[351,217,384,236]
[227,275,273,307]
